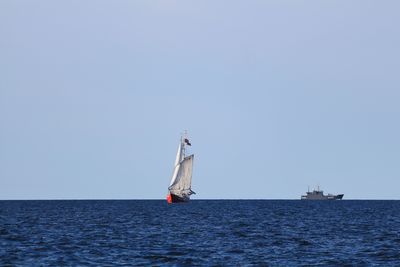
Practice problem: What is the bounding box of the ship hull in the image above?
[167,193,189,204]
[301,194,344,200]
[301,188,343,200]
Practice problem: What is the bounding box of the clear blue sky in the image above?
[1,1,399,199]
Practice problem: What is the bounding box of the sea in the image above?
[1,200,400,266]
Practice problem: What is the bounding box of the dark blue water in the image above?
[1,200,400,266]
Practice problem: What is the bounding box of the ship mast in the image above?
[182,130,189,158]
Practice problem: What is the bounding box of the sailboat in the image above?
[167,133,195,203]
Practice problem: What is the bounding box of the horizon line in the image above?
[1,198,399,201]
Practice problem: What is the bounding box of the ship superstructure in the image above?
[301,186,343,200]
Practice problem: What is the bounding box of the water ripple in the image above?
[1,200,400,265]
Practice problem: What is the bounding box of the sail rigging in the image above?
[167,133,195,202]
[169,142,183,187]
[169,155,194,195]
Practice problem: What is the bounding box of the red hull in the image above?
[166,193,189,204]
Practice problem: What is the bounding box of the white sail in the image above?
[169,155,194,196]
[169,165,180,187]
[169,142,183,187]
[174,141,183,167]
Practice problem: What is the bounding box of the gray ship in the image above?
[301,186,344,200]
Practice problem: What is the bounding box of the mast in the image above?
[169,134,184,188]
[182,130,189,158]
[168,131,194,197]
[181,135,185,159]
